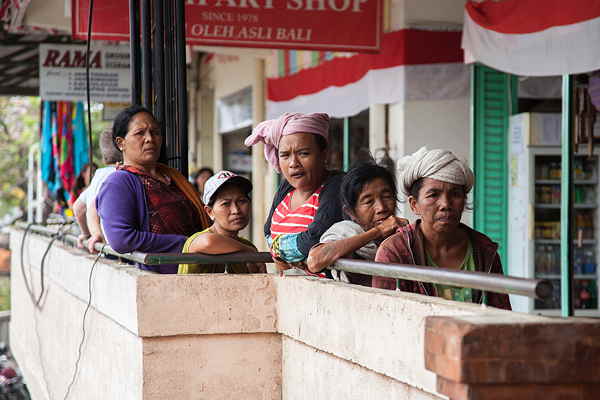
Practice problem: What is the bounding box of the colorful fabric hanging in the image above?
[59,102,75,195]
[39,100,89,203]
[49,102,63,195]
[40,101,54,186]
[73,102,89,176]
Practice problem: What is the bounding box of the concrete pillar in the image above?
[252,58,268,250]
[212,101,223,171]
[198,86,215,170]
[369,104,386,155]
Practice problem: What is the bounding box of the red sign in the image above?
[72,0,382,52]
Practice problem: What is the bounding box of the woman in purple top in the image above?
[96,105,210,273]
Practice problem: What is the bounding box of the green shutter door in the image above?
[473,65,517,271]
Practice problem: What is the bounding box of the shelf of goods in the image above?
[508,115,599,316]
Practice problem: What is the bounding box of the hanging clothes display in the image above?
[59,102,75,195]
[72,102,89,176]
[39,100,89,205]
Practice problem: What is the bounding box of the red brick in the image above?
[437,377,600,400]
[425,316,600,385]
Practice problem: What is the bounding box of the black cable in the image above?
[36,224,71,307]
[86,0,95,179]
[18,223,34,305]
[63,244,106,400]
[19,222,71,309]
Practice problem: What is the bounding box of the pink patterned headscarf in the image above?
[244,112,330,173]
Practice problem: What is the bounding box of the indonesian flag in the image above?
[267,29,468,119]
[462,0,600,76]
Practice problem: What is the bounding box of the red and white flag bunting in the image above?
[266,29,468,119]
[462,0,600,76]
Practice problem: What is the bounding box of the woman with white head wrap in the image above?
[373,147,511,310]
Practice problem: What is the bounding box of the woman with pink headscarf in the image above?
[245,112,344,273]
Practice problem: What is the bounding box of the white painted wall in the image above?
[390,0,467,29]
[387,97,472,225]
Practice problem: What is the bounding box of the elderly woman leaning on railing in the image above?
[306,163,407,287]
[372,147,512,310]
[245,112,344,276]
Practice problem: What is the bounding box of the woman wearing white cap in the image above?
[178,171,266,274]
[373,147,511,310]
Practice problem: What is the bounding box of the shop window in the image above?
[217,86,252,133]
[221,126,253,240]
[222,126,252,179]
[329,109,370,172]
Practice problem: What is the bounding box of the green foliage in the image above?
[0,96,39,217]
[0,97,109,217]
[0,277,10,311]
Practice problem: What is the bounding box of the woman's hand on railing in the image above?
[274,259,308,275]
[87,233,105,254]
[246,262,267,273]
[77,233,90,249]
[274,259,293,273]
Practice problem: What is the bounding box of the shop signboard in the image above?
[72,0,382,52]
[39,43,131,102]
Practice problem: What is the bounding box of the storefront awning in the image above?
[462,0,600,76]
[266,29,468,119]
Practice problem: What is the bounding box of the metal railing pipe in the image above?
[128,0,141,104]
[15,222,149,264]
[332,258,553,299]
[14,223,552,300]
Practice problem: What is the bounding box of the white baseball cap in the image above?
[202,170,252,205]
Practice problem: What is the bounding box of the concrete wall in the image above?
[10,229,279,400]
[12,228,571,400]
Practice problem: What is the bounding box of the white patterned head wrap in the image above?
[397,147,474,198]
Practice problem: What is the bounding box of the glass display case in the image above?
[532,154,598,312]
[508,112,600,316]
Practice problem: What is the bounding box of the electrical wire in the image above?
[63,0,97,390]
[19,222,72,309]
[18,222,34,303]
[86,0,95,179]
[37,223,72,306]
[62,244,106,400]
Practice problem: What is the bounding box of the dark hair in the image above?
[314,134,327,151]
[409,178,425,199]
[72,163,98,200]
[341,163,397,211]
[192,167,214,191]
[112,105,155,150]
[207,180,251,207]
[99,129,123,164]
[193,167,214,180]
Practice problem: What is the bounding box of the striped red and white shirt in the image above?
[270,185,323,239]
